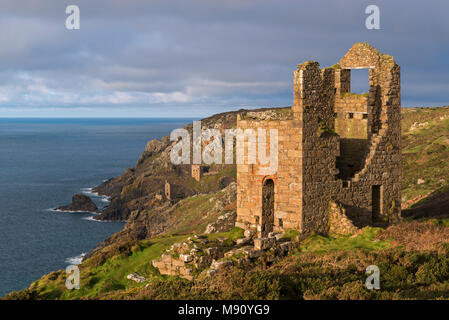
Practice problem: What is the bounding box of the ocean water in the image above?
[0,118,192,296]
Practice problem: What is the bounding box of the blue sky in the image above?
[0,0,448,118]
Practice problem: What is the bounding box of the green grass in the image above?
[27,234,190,300]
[298,227,391,253]
[206,227,244,241]
[168,193,216,234]
[282,229,301,240]
[20,228,245,300]
[403,145,423,154]
[401,112,449,201]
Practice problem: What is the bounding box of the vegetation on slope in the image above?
[4,228,244,300]
[401,106,449,201]
[9,221,449,300]
[5,106,449,300]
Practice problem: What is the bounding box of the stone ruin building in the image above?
[236,43,401,237]
[165,180,171,201]
[163,180,184,202]
[191,164,202,182]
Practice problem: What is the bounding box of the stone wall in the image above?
[236,42,401,236]
[292,62,341,234]
[335,43,402,225]
[335,94,369,139]
[337,138,369,179]
[152,253,194,280]
[235,117,303,235]
[328,201,360,235]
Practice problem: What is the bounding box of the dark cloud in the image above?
[0,0,448,117]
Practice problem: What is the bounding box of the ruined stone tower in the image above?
[165,180,171,201]
[236,43,401,236]
[191,164,201,182]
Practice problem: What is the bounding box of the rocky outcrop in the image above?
[205,212,236,234]
[56,194,99,213]
[94,197,131,221]
[126,273,147,283]
[151,234,227,280]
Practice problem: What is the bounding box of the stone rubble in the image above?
[151,230,298,280]
[126,273,147,283]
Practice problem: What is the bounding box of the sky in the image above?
[0,0,448,118]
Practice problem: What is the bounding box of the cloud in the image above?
[0,0,448,117]
[0,94,9,102]
[152,91,193,103]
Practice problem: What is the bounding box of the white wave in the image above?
[49,208,99,214]
[82,216,97,222]
[65,253,86,265]
[83,215,108,222]
[82,215,124,223]
[81,187,100,197]
[81,186,110,205]
[101,197,110,203]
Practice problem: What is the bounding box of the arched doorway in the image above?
[261,179,275,237]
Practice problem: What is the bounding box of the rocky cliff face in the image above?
[84,108,271,256]
[91,109,246,222]
[56,194,99,213]
[92,107,290,221]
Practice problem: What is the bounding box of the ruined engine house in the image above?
[236,43,401,236]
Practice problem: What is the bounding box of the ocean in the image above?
[0,118,192,296]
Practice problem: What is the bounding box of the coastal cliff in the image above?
[6,105,449,300]
[92,109,241,222]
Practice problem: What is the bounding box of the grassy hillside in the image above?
[8,222,449,300]
[5,106,449,300]
[401,106,449,201]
